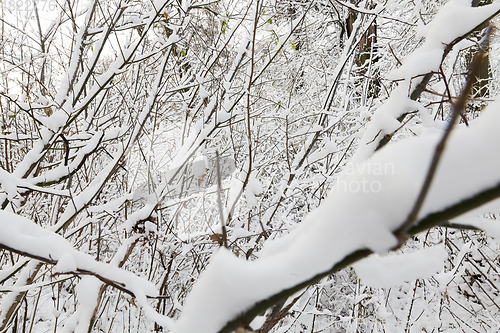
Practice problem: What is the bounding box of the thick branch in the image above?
[216,178,500,333]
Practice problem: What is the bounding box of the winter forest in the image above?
[2,0,500,332]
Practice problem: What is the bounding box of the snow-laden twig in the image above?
[0,211,174,327]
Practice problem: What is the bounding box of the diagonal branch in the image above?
[213,27,497,333]
[398,26,492,235]
[216,178,500,333]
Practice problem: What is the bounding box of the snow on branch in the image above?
[0,210,174,328]
[353,0,500,162]
[172,90,500,332]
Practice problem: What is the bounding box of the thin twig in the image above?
[216,150,228,249]
[439,63,469,126]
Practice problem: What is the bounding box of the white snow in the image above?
[249,316,266,330]
[44,110,68,132]
[245,173,263,208]
[353,245,448,288]
[452,215,500,239]
[191,155,209,178]
[53,252,77,273]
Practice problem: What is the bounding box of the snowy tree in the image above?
[1,0,500,332]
